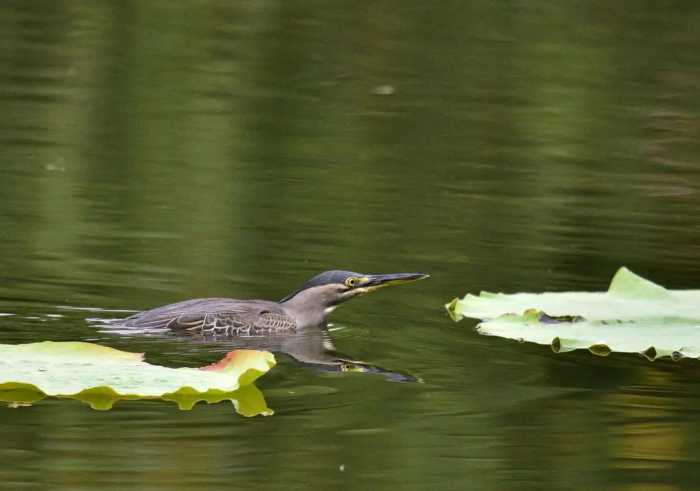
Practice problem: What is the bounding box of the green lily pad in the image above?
[446,267,700,360]
[0,341,275,415]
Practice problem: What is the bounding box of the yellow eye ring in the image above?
[345,277,358,287]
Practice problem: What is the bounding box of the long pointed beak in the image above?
[361,272,429,292]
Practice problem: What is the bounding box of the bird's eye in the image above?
[345,277,358,288]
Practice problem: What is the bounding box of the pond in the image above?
[2,1,700,489]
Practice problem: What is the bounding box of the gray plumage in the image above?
[114,270,428,337]
[120,298,296,336]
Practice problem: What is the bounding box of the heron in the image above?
[115,270,429,337]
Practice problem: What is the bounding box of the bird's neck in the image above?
[280,290,333,329]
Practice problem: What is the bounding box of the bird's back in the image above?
[118,297,296,336]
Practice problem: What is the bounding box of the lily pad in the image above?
[446,267,700,360]
[0,341,275,415]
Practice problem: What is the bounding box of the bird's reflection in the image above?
[213,326,419,383]
[100,321,419,383]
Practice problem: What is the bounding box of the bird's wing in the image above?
[120,298,296,336]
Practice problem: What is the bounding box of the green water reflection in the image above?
[2,0,700,489]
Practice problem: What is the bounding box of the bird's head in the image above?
[280,270,429,313]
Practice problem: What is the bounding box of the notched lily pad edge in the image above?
[0,381,274,415]
[446,267,700,362]
[0,343,277,415]
[549,336,690,361]
[475,325,693,362]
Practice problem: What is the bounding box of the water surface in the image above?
[2,1,700,489]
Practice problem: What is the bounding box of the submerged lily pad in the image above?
[0,341,275,415]
[446,267,700,360]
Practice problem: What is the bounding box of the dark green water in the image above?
[2,1,700,489]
